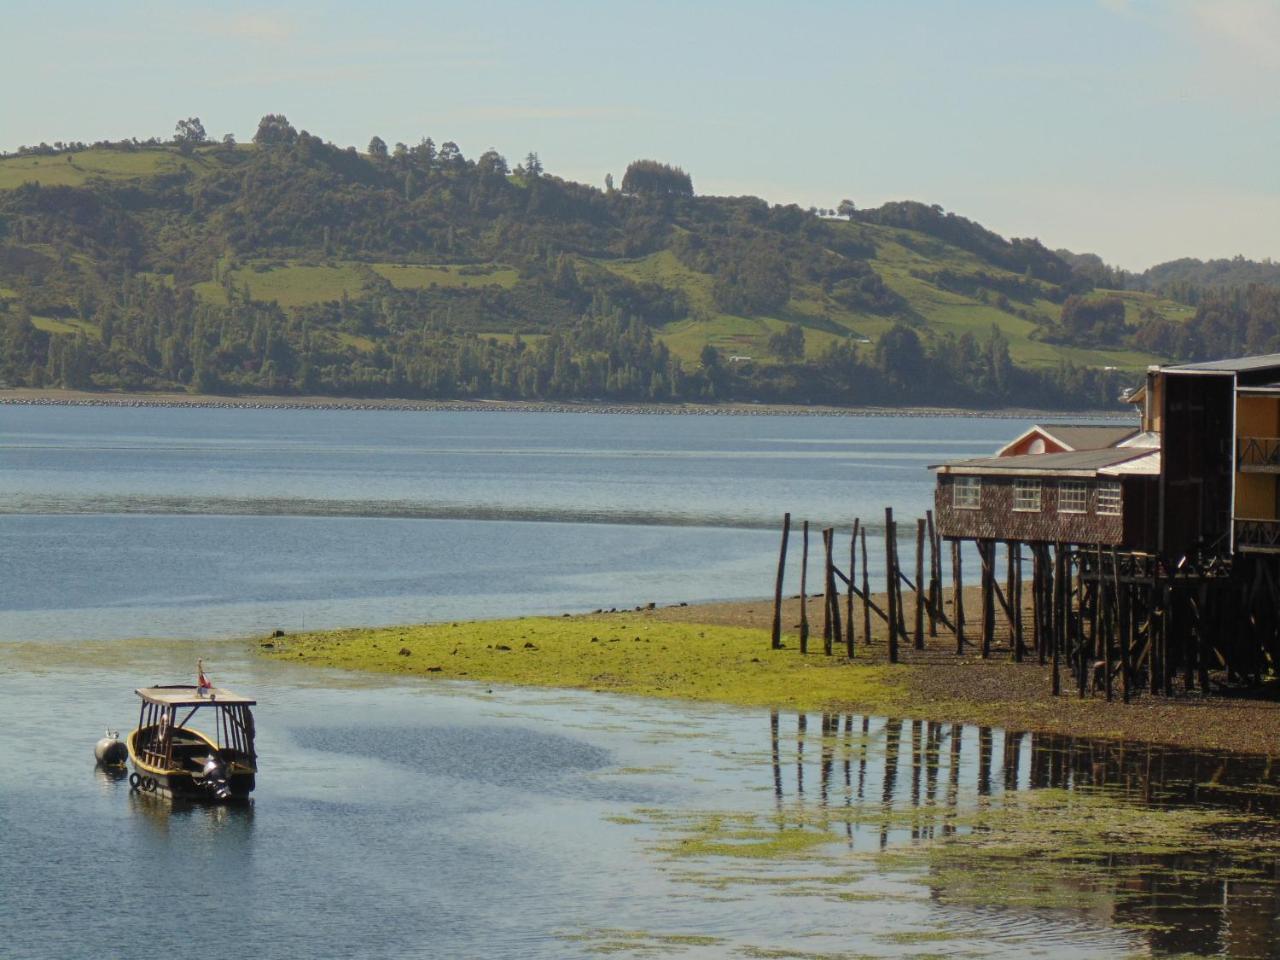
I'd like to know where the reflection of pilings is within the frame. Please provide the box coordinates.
[978,727,993,797]
[820,713,835,810]
[856,715,869,802]
[925,721,942,806]
[1003,731,1023,792]
[770,709,783,807]
[882,718,903,849]
[796,713,806,800]
[945,723,962,836]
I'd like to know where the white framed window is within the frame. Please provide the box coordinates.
[1097,481,1122,516]
[1013,479,1042,512]
[953,476,981,510]
[1059,480,1089,514]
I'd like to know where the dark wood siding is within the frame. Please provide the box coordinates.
[935,474,1125,544]
[1160,372,1234,557]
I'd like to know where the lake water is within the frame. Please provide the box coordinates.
[2,404,1276,959]
[0,405,1012,642]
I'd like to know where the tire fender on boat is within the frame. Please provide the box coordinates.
[129,772,142,791]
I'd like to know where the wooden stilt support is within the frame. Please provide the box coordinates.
[771,512,790,650]
[885,508,899,664]
[952,538,965,655]
[846,520,858,657]
[925,511,939,638]
[980,540,995,659]
[914,518,926,650]
[821,528,833,656]
[799,520,810,655]
[860,524,871,647]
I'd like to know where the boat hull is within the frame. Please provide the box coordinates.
[126,727,256,803]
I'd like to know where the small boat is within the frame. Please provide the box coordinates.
[126,678,257,802]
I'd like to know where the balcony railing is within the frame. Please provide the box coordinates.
[1237,436,1280,470]
[1235,518,1280,552]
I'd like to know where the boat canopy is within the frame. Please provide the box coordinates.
[135,685,257,706]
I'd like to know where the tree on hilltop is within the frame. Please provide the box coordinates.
[367,136,388,160]
[174,117,207,155]
[621,160,693,197]
[253,114,297,147]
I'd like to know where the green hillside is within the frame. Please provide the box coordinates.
[0,121,1259,407]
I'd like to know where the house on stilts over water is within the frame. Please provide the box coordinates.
[931,352,1280,699]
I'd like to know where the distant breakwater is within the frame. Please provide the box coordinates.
[0,391,1127,420]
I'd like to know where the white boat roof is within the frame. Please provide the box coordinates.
[136,685,256,706]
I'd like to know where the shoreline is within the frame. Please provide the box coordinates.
[261,590,1280,757]
[0,387,1129,420]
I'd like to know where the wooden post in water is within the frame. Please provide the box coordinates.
[926,511,939,639]
[822,528,835,656]
[771,513,791,650]
[952,538,965,655]
[846,520,859,657]
[1011,542,1024,662]
[860,525,871,647]
[1054,543,1065,697]
[914,518,926,650]
[885,508,899,663]
[799,521,810,655]
[980,540,995,659]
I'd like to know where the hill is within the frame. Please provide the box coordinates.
[0,118,1261,408]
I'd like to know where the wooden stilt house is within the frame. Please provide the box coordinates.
[930,352,1280,692]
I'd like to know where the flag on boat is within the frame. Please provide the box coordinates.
[197,658,212,695]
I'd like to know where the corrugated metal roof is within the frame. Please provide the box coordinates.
[1164,353,1280,373]
[1099,450,1161,476]
[933,447,1152,477]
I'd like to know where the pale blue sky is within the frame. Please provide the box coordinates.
[3,0,1277,269]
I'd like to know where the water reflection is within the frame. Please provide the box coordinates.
[767,710,1280,958]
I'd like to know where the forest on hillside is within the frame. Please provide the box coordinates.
[1,116,1277,409]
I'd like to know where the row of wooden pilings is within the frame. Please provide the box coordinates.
[768,508,954,664]
[767,510,1209,701]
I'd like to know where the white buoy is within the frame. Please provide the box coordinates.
[95,729,127,766]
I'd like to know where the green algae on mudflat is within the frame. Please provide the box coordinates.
[259,616,905,712]
[611,787,1280,920]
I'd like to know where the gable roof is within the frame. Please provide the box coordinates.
[1163,353,1280,373]
[934,447,1153,478]
[994,423,1139,457]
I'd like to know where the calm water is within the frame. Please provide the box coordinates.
[2,405,1276,959]
[0,405,1012,642]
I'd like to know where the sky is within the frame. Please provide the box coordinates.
[2,0,1277,270]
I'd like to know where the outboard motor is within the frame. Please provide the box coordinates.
[95,729,127,766]
[199,753,233,800]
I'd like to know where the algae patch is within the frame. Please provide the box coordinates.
[260,615,905,712]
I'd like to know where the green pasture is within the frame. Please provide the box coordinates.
[371,262,519,290]
[0,147,213,189]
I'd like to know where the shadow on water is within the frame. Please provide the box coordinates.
[765,710,1280,958]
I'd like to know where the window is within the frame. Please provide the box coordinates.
[1097,481,1122,516]
[1013,479,1042,512]
[1059,480,1088,514]
[953,476,981,510]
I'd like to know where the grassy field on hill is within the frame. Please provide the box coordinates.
[600,232,1185,372]
[0,147,214,189]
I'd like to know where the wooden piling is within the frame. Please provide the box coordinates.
[771,512,791,650]
[914,518,926,650]
[799,520,810,655]
[885,508,899,663]
[980,540,995,659]
[952,538,965,655]
[925,511,939,638]
[846,520,858,657]
[822,528,836,656]
[860,525,871,647]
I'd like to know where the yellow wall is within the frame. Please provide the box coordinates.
[1236,473,1278,519]
[1236,395,1280,438]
